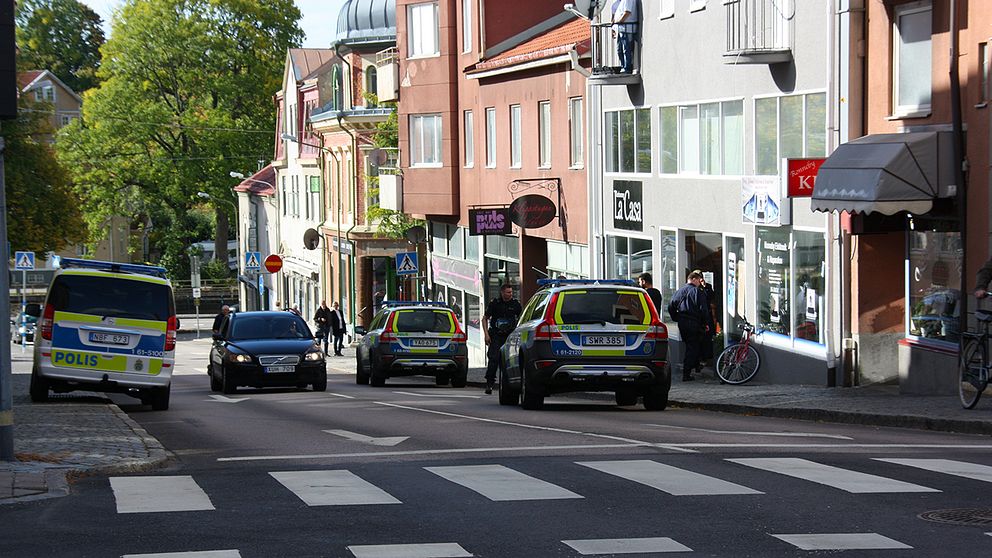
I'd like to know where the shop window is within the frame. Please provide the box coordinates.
[607,236,652,280]
[755,92,827,175]
[432,221,448,256]
[659,230,677,324]
[448,225,464,260]
[794,230,826,345]
[465,231,479,262]
[725,236,747,342]
[465,293,481,346]
[756,227,791,336]
[605,108,651,174]
[893,1,932,117]
[908,230,962,344]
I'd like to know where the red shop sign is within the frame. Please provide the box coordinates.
[787,158,826,198]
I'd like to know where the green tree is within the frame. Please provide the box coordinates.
[3,97,86,255]
[16,0,105,93]
[56,0,302,278]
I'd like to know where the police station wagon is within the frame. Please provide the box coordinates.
[498,279,670,410]
[30,259,178,410]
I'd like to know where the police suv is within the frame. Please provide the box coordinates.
[30,259,178,410]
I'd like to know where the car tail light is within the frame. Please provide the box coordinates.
[534,293,562,341]
[40,304,55,340]
[645,319,668,341]
[452,325,467,343]
[164,315,178,351]
[381,318,398,342]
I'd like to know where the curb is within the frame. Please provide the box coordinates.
[102,404,170,475]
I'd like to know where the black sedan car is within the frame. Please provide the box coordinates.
[208,311,327,394]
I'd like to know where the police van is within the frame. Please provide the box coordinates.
[30,259,178,410]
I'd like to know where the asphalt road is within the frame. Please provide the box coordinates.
[3,337,992,557]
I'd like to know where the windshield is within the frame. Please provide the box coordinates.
[393,309,455,333]
[555,290,650,325]
[47,275,175,321]
[229,315,312,340]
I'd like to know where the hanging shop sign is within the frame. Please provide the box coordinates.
[787,158,826,198]
[469,207,512,236]
[613,180,643,232]
[509,194,556,229]
[742,176,789,226]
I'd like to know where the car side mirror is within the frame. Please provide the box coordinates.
[354,326,367,336]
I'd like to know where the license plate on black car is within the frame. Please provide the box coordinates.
[410,339,437,347]
[583,335,624,346]
[89,332,130,345]
[265,365,295,373]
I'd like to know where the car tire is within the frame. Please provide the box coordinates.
[149,386,170,411]
[520,370,544,410]
[209,366,222,392]
[450,366,468,388]
[498,360,519,406]
[642,385,669,411]
[356,354,370,385]
[435,373,450,386]
[615,390,638,407]
[370,356,386,387]
[312,371,328,392]
[29,366,48,403]
[221,366,237,395]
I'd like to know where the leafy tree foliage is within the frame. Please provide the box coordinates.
[16,0,105,93]
[2,97,86,255]
[57,0,302,278]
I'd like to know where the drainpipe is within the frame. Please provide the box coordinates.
[824,0,838,385]
[950,0,968,351]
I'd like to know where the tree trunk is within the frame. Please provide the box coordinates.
[214,208,230,269]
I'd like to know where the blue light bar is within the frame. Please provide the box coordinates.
[59,258,169,279]
[381,300,451,308]
[537,279,637,287]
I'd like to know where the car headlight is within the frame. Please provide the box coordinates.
[304,350,324,362]
[227,353,252,363]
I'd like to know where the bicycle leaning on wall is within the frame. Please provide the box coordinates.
[959,292,992,409]
[715,316,762,385]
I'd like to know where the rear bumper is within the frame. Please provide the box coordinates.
[527,358,670,393]
[384,357,466,376]
[225,363,326,387]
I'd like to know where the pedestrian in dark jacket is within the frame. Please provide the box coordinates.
[668,271,714,381]
[637,272,663,316]
[329,301,347,356]
[481,283,522,394]
[314,301,332,354]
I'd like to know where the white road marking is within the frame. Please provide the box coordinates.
[578,460,761,496]
[110,476,215,513]
[771,533,912,550]
[647,424,853,440]
[122,551,241,558]
[206,395,248,403]
[324,429,409,447]
[563,537,692,555]
[347,543,472,558]
[670,443,992,450]
[328,392,355,399]
[876,458,992,483]
[218,443,648,462]
[393,391,482,399]
[425,464,582,501]
[269,470,401,506]
[729,458,940,493]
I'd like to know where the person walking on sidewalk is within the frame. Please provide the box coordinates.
[482,283,522,395]
[314,301,332,355]
[211,305,230,335]
[668,271,714,382]
[329,301,347,356]
[637,272,662,315]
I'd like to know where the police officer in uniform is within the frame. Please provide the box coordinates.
[481,283,522,394]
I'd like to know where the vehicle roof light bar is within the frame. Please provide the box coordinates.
[59,258,169,279]
[536,278,637,287]
[381,300,451,308]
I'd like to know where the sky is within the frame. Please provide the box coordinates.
[80,0,348,48]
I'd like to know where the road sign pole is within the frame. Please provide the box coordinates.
[20,269,25,353]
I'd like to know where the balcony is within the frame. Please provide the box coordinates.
[724,0,793,65]
[588,21,641,86]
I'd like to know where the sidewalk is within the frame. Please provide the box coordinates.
[5,342,992,505]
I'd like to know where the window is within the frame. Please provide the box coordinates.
[980,41,990,103]
[539,101,551,168]
[660,106,677,173]
[432,221,448,256]
[755,227,826,345]
[448,226,464,259]
[569,97,583,167]
[794,230,825,345]
[509,104,521,168]
[331,66,343,111]
[281,176,287,216]
[293,176,300,217]
[605,108,652,174]
[408,2,439,58]
[59,114,74,127]
[754,93,827,175]
[893,2,932,116]
[756,226,791,336]
[410,114,442,166]
[310,176,322,221]
[659,0,675,19]
[607,236,652,280]
[485,107,496,167]
[463,110,474,167]
[547,241,589,279]
[690,0,706,12]
[661,100,743,175]
[465,230,479,262]
[462,0,472,53]
[43,86,55,102]
[659,230,677,324]
[908,230,962,344]
[365,66,378,107]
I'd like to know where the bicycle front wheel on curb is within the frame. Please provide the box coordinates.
[959,338,988,409]
[716,343,760,385]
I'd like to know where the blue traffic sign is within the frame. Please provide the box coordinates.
[258,274,265,295]
[245,251,261,270]
[14,251,35,270]
[395,252,418,276]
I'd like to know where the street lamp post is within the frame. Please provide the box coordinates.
[197,191,241,310]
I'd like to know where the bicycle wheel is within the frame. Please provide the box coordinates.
[959,338,988,409]
[716,343,760,385]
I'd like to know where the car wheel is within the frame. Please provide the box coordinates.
[643,384,669,411]
[29,366,49,403]
[520,370,544,410]
[356,353,370,385]
[312,370,328,392]
[149,386,170,411]
[221,366,237,395]
[450,366,468,388]
[209,365,222,392]
[498,359,520,406]
[435,373,450,386]
[615,390,638,407]
[370,356,386,387]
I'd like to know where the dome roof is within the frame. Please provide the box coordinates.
[335,0,396,47]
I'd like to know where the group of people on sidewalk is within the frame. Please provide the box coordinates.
[313,301,348,356]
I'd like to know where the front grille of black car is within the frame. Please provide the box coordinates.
[258,355,301,366]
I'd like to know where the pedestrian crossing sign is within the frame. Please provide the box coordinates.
[245,251,261,270]
[14,251,35,271]
[395,252,418,276]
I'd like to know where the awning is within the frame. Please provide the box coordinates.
[812,131,955,215]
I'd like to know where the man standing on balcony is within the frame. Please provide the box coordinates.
[611,0,639,73]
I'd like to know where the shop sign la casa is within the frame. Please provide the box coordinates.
[613,180,642,231]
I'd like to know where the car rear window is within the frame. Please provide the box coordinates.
[554,290,650,325]
[230,315,312,340]
[47,275,175,321]
[392,309,454,333]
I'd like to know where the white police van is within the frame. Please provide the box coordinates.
[30,259,178,410]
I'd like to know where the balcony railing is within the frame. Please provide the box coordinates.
[724,0,793,64]
[589,21,641,85]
